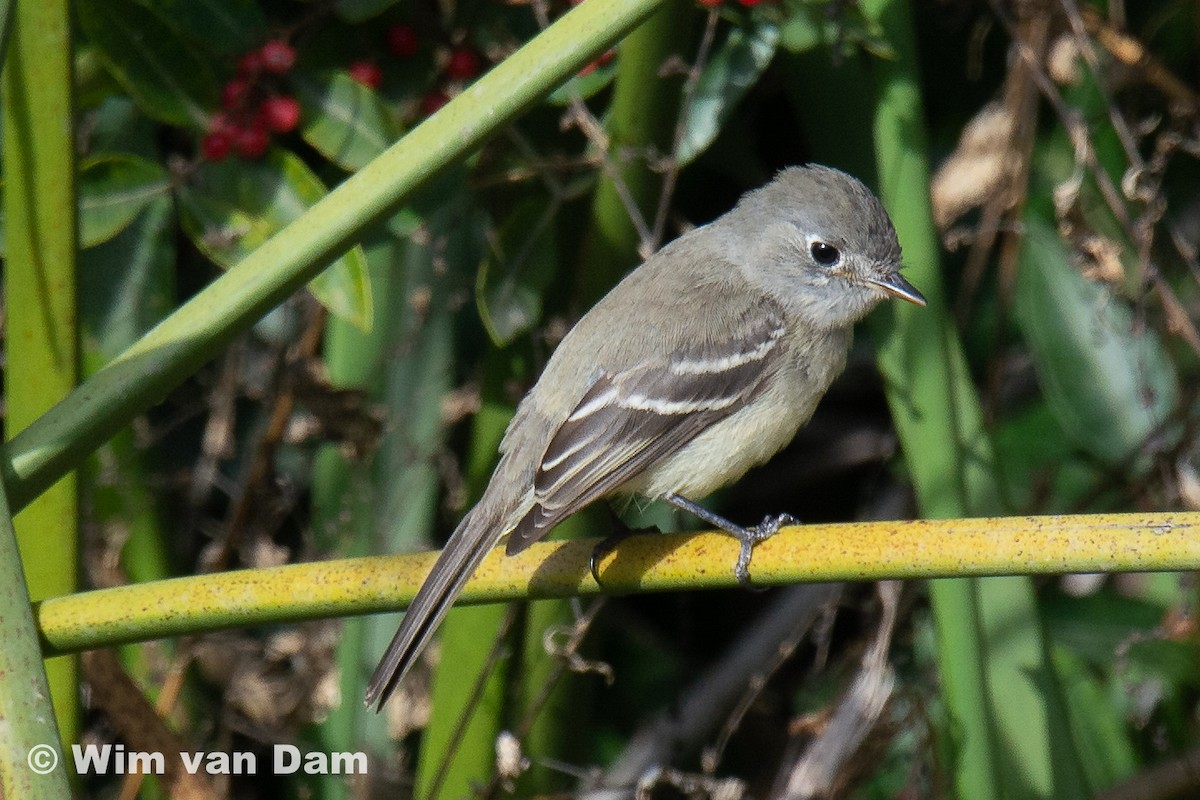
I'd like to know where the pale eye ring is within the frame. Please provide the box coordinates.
[809,240,841,267]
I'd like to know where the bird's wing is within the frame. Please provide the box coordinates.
[505,309,787,553]
[366,304,789,710]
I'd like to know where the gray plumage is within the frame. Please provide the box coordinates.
[365,164,923,710]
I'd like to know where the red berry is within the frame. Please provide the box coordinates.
[419,89,449,115]
[259,40,296,74]
[209,112,234,134]
[221,78,252,110]
[386,23,419,58]
[259,96,301,133]
[444,47,481,81]
[237,50,263,77]
[235,125,270,159]
[201,130,233,161]
[348,60,383,89]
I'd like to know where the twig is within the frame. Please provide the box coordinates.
[1077,5,1199,118]
[701,586,831,775]
[1058,0,1146,172]
[773,582,900,800]
[961,5,1047,423]
[477,598,610,798]
[186,341,242,518]
[211,299,325,570]
[987,0,1200,363]
[561,102,657,247]
[529,0,655,246]
[425,604,524,800]
[648,8,721,255]
[582,583,843,798]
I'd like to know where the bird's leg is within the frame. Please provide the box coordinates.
[665,493,798,587]
[589,506,660,585]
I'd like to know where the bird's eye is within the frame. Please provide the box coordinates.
[809,240,841,267]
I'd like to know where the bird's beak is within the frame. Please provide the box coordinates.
[867,271,926,307]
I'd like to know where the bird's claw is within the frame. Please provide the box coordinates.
[589,537,620,585]
[589,522,659,585]
[731,513,799,588]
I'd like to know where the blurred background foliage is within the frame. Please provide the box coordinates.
[6,0,1200,797]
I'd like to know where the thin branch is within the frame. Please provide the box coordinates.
[648,8,721,254]
[529,0,656,246]
[774,582,900,800]
[1057,0,1146,172]
[586,583,842,796]
[424,605,523,800]
[987,0,1200,361]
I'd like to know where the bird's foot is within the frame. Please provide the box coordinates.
[663,493,800,589]
[728,512,799,588]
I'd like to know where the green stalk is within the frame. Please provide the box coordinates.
[788,1,1084,795]
[0,478,71,798]
[861,1,1086,796]
[513,509,600,797]
[416,603,509,800]
[2,0,79,746]
[0,0,667,515]
[314,178,477,799]
[0,0,12,71]
[782,37,1005,800]
[857,13,1005,794]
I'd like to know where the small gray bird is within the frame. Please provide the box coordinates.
[366,165,924,710]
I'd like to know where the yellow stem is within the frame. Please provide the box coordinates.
[37,512,1200,656]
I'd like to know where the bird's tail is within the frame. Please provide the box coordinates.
[365,507,499,711]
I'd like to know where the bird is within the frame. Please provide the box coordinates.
[365,164,925,710]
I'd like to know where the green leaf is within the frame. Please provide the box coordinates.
[778,2,894,59]
[79,154,171,249]
[476,200,557,346]
[677,21,778,165]
[76,0,217,127]
[81,195,175,368]
[1052,648,1139,793]
[1014,215,1179,467]
[177,149,373,331]
[83,97,160,159]
[146,0,268,56]
[778,6,825,53]
[294,71,400,172]
[335,0,399,23]
[993,404,1105,512]
[75,46,127,111]
[0,153,170,255]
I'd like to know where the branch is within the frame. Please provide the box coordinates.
[35,512,1200,655]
